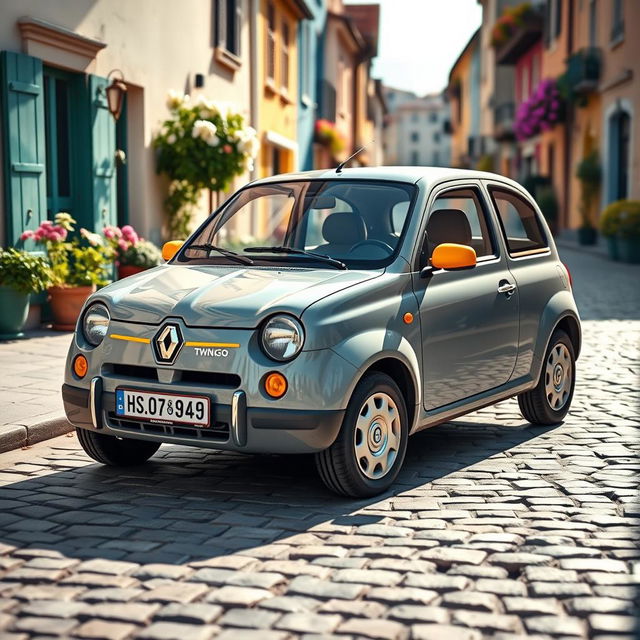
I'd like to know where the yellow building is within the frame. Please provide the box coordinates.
[258,0,311,178]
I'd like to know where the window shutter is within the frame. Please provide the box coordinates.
[88,75,116,232]
[0,51,47,246]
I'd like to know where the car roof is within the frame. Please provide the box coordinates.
[249,166,527,191]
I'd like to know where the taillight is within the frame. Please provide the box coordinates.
[562,262,573,289]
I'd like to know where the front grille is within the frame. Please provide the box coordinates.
[108,413,229,441]
[102,364,241,388]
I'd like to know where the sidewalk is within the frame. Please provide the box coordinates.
[554,228,609,259]
[0,330,73,453]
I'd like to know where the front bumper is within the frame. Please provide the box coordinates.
[63,382,345,454]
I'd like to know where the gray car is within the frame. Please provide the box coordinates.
[62,167,580,497]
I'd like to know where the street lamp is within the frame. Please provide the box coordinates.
[105,69,127,121]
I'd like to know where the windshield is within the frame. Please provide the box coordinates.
[178,179,417,269]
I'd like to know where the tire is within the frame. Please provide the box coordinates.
[518,329,576,425]
[76,428,161,466]
[315,372,408,497]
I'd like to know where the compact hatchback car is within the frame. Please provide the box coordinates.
[63,168,580,497]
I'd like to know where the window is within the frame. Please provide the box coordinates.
[544,0,562,46]
[410,131,419,143]
[433,151,440,166]
[490,187,548,256]
[410,150,419,165]
[215,0,241,57]
[411,112,418,123]
[281,21,290,92]
[589,0,597,47]
[429,112,437,123]
[300,22,312,99]
[611,0,624,42]
[429,188,495,258]
[433,132,440,143]
[266,3,276,84]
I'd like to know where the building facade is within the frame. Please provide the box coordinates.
[383,93,451,167]
[0,0,254,247]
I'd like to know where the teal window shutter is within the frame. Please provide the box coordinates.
[0,51,47,246]
[89,74,116,232]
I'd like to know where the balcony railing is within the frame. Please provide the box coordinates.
[494,11,544,65]
[494,102,515,141]
[565,48,601,95]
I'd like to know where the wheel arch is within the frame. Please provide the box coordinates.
[554,314,581,359]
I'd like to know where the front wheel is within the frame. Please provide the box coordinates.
[76,428,161,466]
[518,329,576,425]
[315,372,408,497]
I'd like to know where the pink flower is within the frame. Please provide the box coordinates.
[118,239,128,251]
[104,227,116,239]
[20,230,35,241]
[223,144,233,153]
[48,231,62,242]
[121,225,139,245]
[41,220,53,228]
[34,229,45,240]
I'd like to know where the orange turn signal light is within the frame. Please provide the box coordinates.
[73,354,88,379]
[403,312,414,324]
[264,372,287,398]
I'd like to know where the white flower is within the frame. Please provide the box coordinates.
[206,134,220,147]
[166,90,186,111]
[80,228,103,247]
[167,133,177,144]
[192,119,218,142]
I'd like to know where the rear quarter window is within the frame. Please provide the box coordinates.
[489,187,548,257]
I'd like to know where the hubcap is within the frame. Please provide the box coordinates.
[544,343,572,410]
[354,392,400,480]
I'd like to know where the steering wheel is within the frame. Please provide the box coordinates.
[348,239,394,256]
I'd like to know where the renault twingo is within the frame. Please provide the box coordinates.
[63,168,580,497]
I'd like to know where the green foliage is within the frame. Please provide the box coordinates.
[616,202,640,238]
[537,186,559,224]
[0,248,52,294]
[476,154,495,172]
[153,92,259,239]
[119,239,162,268]
[576,150,602,229]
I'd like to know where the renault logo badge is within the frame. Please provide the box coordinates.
[153,323,184,365]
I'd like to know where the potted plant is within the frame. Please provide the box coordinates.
[576,150,601,245]
[21,213,113,330]
[536,185,559,236]
[103,225,162,278]
[314,119,347,160]
[0,248,52,339]
[599,200,624,260]
[617,202,640,264]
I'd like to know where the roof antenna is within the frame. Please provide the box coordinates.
[336,140,374,174]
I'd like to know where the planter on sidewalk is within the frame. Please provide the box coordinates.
[0,286,30,339]
[603,235,620,261]
[577,226,597,246]
[617,235,640,264]
[49,285,96,331]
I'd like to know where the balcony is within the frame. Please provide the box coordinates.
[494,102,515,141]
[494,12,543,65]
[565,48,601,95]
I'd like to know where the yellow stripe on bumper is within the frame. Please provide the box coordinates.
[185,341,240,348]
[109,334,151,344]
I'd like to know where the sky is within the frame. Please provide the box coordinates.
[347,0,483,96]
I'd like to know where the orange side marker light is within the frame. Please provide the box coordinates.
[265,372,288,398]
[73,354,88,378]
[403,312,414,324]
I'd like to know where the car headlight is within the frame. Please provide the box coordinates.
[261,315,305,362]
[82,303,110,347]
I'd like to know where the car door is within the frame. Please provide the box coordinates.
[412,181,520,411]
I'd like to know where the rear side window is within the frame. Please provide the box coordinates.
[489,187,548,256]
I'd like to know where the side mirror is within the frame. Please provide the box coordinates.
[431,243,477,270]
[162,240,184,261]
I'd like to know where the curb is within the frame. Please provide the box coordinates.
[0,416,73,454]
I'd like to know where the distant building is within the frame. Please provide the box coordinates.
[383,93,451,166]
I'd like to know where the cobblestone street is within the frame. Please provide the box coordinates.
[0,247,638,640]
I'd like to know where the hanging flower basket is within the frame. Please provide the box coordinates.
[314,119,347,158]
[514,78,564,141]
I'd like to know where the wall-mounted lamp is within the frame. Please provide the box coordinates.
[105,69,127,121]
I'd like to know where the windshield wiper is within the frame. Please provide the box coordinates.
[244,246,347,270]
[186,243,254,265]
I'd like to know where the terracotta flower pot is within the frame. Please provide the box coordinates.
[49,285,96,331]
[118,264,148,279]
[0,286,30,340]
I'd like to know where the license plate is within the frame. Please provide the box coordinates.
[115,388,210,427]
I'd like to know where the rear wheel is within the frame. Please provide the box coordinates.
[76,428,160,466]
[518,329,575,425]
[315,372,408,497]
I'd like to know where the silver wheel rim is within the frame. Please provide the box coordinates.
[544,343,572,410]
[353,392,400,480]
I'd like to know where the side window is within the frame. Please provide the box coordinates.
[489,188,548,256]
[427,188,495,258]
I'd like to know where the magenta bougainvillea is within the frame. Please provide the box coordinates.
[515,78,563,141]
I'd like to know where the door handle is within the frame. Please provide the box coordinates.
[497,281,516,295]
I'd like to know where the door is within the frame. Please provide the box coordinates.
[413,183,519,411]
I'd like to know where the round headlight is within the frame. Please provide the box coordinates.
[261,315,305,362]
[83,303,110,347]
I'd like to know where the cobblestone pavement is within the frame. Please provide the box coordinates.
[0,248,638,640]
